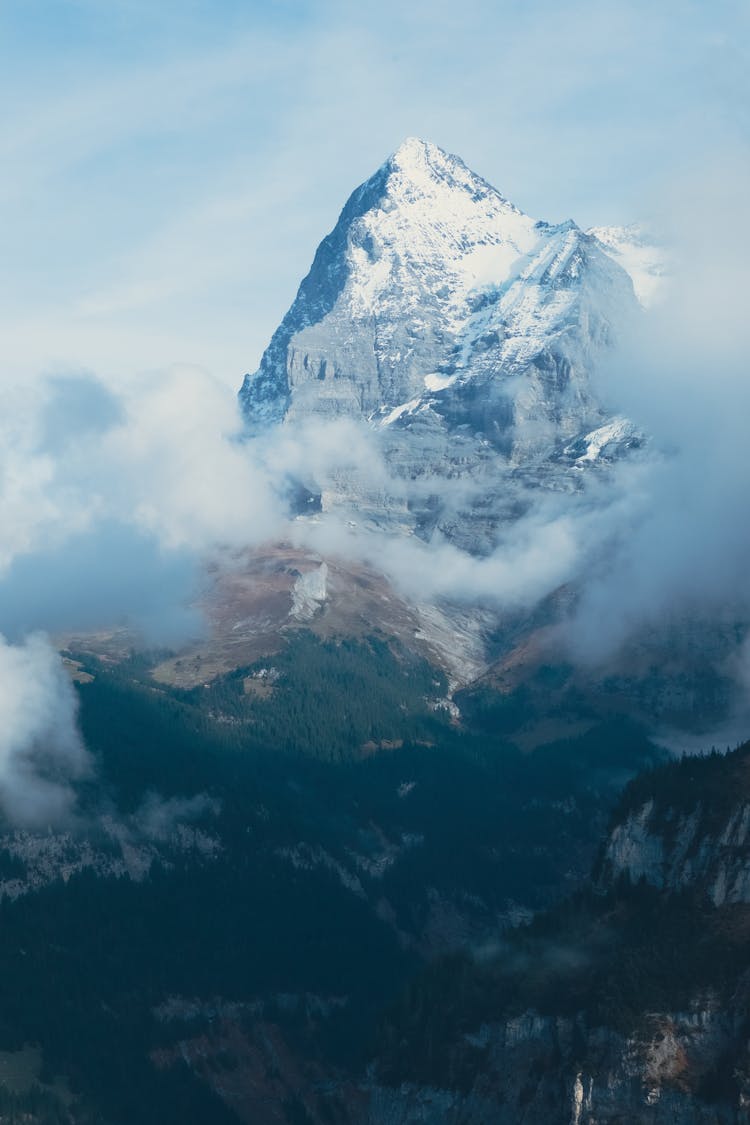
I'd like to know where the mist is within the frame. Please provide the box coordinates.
[0,633,91,826]
[0,368,287,823]
[568,153,750,666]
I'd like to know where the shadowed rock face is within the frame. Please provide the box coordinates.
[348,743,750,1125]
[239,138,645,551]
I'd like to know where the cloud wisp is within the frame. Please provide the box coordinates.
[0,633,91,826]
[568,153,750,665]
[0,367,287,824]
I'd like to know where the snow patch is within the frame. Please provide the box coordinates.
[379,398,422,427]
[566,416,643,463]
[423,372,457,392]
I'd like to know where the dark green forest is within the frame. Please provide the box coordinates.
[376,740,750,1103]
[0,634,665,1121]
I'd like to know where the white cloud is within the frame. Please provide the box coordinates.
[0,368,285,643]
[0,633,90,826]
[562,151,750,666]
[1,368,280,563]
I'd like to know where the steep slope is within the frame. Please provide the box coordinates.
[600,744,750,904]
[0,640,663,1124]
[239,139,644,551]
[367,741,750,1124]
[240,138,637,442]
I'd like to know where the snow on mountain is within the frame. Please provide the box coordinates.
[587,223,666,308]
[240,139,647,553]
[563,416,643,465]
[240,139,638,434]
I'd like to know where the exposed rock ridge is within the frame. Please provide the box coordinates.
[363,1004,748,1124]
[601,790,750,907]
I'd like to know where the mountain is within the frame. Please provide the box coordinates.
[239,137,639,437]
[239,139,646,551]
[2,141,745,1125]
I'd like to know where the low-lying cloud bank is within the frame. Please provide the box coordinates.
[2,366,281,570]
[0,366,287,825]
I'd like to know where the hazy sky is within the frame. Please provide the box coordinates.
[1,0,747,388]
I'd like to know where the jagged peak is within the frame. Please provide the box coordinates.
[379,137,522,216]
[388,136,449,173]
[239,138,640,433]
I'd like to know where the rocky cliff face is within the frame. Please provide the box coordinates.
[240,139,646,551]
[602,797,750,906]
[363,1004,750,1124]
[355,742,750,1124]
[600,752,750,907]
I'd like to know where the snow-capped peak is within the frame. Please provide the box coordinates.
[339,139,542,325]
[385,137,518,213]
[389,136,444,173]
[240,140,642,464]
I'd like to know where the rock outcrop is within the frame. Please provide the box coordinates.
[356,742,750,1124]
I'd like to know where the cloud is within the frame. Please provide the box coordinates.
[567,151,750,663]
[0,362,601,651]
[291,495,590,611]
[102,366,281,551]
[37,373,124,455]
[0,633,90,826]
[0,367,284,642]
[133,792,220,842]
[0,366,290,824]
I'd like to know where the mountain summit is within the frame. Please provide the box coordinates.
[240,140,646,549]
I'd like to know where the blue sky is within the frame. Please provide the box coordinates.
[0,0,747,387]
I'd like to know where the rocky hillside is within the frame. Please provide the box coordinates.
[364,741,750,1124]
[600,744,750,905]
